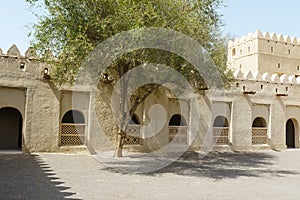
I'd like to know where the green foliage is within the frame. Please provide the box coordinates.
[27,0,231,87]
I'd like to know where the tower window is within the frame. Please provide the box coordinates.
[20,62,25,70]
[271,46,274,53]
[278,63,281,68]
[248,47,250,53]
[232,48,236,57]
[240,49,243,55]
[297,66,299,71]
[288,49,291,55]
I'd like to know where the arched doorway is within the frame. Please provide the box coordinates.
[0,107,23,149]
[286,119,295,148]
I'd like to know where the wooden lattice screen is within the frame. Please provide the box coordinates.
[60,123,85,146]
[124,125,142,145]
[252,128,268,145]
[212,127,229,145]
[169,126,188,144]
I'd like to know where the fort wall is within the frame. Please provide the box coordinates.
[1,35,300,153]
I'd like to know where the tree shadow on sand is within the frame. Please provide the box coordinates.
[104,151,298,180]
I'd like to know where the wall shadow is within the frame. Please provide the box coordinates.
[105,151,298,180]
[0,153,81,200]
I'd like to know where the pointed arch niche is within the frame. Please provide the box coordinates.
[212,115,229,145]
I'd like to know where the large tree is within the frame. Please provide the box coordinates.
[27,0,232,157]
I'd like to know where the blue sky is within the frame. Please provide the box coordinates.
[222,0,300,38]
[1,0,300,54]
[0,1,38,54]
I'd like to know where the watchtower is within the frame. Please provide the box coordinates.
[228,30,300,76]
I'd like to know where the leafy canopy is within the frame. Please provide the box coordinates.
[27,0,231,87]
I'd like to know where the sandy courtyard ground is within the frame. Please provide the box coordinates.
[1,150,300,200]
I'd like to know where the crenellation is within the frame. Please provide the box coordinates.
[271,73,279,83]
[231,68,300,88]
[7,44,21,57]
[229,30,300,48]
[263,31,270,39]
[25,47,37,59]
[247,32,253,40]
[262,72,270,81]
[252,71,258,79]
[0,45,39,60]
[244,71,253,79]
[291,37,297,44]
[234,70,243,79]
[277,34,284,42]
[288,75,296,83]
[280,74,288,83]
[254,29,263,38]
[228,40,234,47]
[284,35,291,43]
[253,71,261,80]
[241,35,247,42]
[296,76,300,84]
[234,37,240,44]
[277,33,285,42]
[270,32,277,40]
[44,50,54,60]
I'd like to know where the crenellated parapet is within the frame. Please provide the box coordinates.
[0,44,37,59]
[233,69,300,84]
[228,30,300,47]
[230,68,300,97]
[0,44,51,81]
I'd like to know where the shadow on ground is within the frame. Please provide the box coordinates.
[105,151,298,179]
[0,153,80,200]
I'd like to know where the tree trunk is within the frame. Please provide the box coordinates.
[114,128,125,157]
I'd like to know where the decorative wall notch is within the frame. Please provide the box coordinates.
[243,86,256,94]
